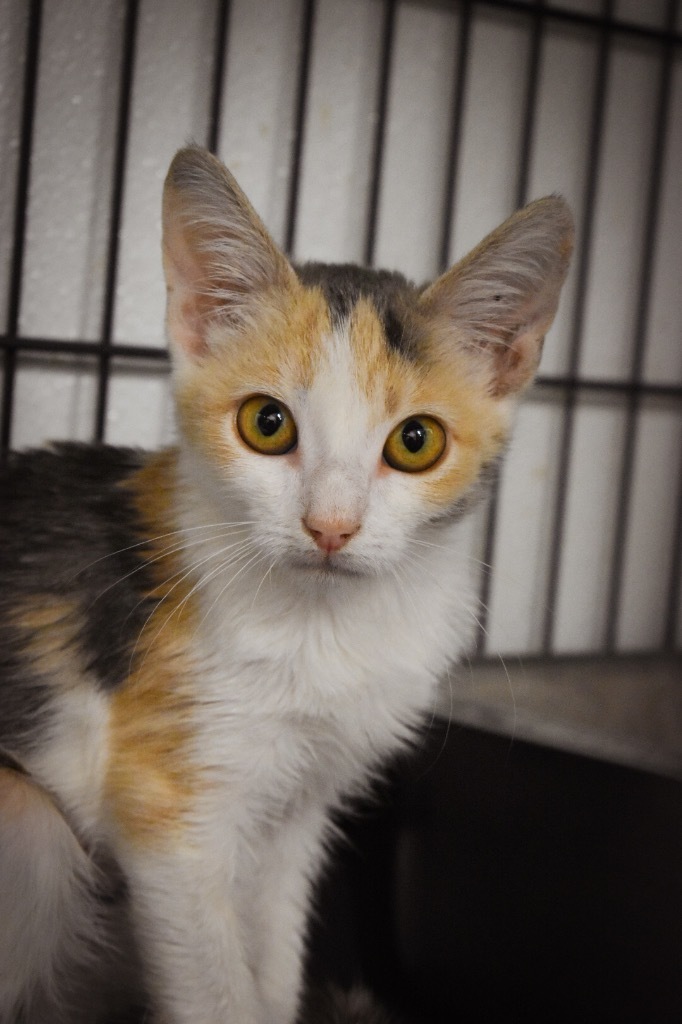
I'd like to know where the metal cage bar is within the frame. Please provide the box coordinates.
[439,0,472,275]
[284,0,316,257]
[93,0,140,443]
[0,0,680,657]
[604,0,679,652]
[1,0,42,460]
[541,0,616,653]
[207,0,232,156]
[476,0,546,654]
[364,0,398,268]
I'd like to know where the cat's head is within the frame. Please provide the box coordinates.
[161,147,572,579]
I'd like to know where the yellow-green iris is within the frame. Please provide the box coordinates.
[236,395,297,455]
[383,416,446,473]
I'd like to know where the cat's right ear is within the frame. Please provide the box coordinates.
[162,146,296,364]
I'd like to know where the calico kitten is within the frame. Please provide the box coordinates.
[0,146,573,1024]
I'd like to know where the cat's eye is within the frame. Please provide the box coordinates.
[383,416,446,473]
[236,395,297,455]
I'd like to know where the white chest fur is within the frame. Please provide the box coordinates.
[190,523,475,818]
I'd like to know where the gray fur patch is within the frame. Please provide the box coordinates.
[0,445,160,754]
[296,262,421,360]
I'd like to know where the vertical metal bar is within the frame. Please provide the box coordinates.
[476,0,545,656]
[541,0,615,653]
[604,0,678,652]
[664,441,682,651]
[207,0,231,155]
[0,0,42,460]
[284,0,316,257]
[438,0,472,274]
[93,0,139,443]
[515,0,545,208]
[363,0,397,268]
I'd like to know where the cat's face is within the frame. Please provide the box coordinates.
[173,281,509,578]
[162,148,573,580]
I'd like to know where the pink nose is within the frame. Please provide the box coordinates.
[302,517,360,554]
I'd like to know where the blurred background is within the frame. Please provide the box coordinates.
[1,1,680,1020]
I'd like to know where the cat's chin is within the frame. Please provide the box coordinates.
[288,551,372,581]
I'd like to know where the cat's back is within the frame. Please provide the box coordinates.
[0,443,147,575]
[0,444,164,758]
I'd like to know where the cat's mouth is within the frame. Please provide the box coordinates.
[290,549,367,579]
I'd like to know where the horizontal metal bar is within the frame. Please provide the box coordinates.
[0,336,169,362]
[2,337,681,401]
[533,375,682,402]
[473,0,682,47]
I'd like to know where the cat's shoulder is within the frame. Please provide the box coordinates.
[0,443,169,692]
[0,442,159,594]
[0,442,148,498]
[0,442,155,531]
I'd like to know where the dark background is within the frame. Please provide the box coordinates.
[307,722,682,1023]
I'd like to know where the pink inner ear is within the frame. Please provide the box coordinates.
[491,325,544,397]
[176,293,210,359]
[164,269,210,362]
[162,218,214,361]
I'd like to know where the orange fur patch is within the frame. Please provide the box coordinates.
[346,299,403,419]
[105,452,201,848]
[175,283,331,465]
[346,298,509,508]
[10,597,85,683]
[408,355,508,508]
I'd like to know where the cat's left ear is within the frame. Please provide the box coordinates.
[420,197,574,397]
[162,146,297,364]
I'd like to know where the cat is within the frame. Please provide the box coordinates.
[0,145,573,1024]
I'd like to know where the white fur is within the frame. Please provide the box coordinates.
[0,316,476,1019]
[108,325,478,1023]
[30,680,110,839]
[0,768,138,1024]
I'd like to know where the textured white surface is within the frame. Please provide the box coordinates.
[579,41,660,382]
[617,405,682,650]
[1,0,680,656]
[20,0,124,343]
[487,398,565,656]
[372,0,461,280]
[293,0,384,263]
[553,399,628,653]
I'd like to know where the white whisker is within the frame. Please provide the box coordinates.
[89,526,254,609]
[197,547,270,631]
[69,520,258,580]
[130,536,256,672]
[400,547,486,638]
[250,557,278,610]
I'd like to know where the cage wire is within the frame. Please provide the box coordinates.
[0,0,680,661]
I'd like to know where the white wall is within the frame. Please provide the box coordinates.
[1,0,680,655]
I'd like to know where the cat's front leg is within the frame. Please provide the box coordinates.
[251,802,330,1024]
[118,843,262,1024]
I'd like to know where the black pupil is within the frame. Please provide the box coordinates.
[402,420,426,453]
[257,403,284,437]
